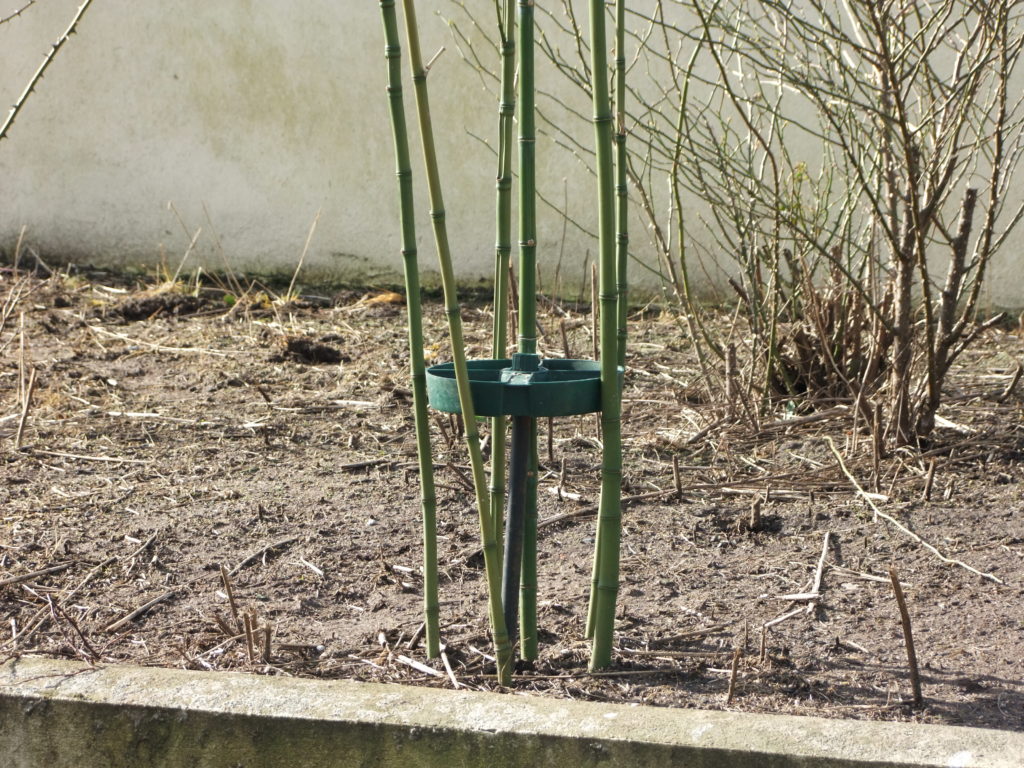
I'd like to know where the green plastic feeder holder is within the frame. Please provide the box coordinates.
[425,358,620,417]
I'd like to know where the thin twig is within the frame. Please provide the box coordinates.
[396,654,445,678]
[0,0,99,141]
[889,568,923,707]
[219,564,242,631]
[0,562,73,589]
[243,614,256,662]
[126,532,159,561]
[440,649,460,688]
[824,437,1004,584]
[726,647,742,704]
[103,590,177,633]
[14,367,37,449]
[262,623,273,664]
[3,557,114,650]
[538,489,673,529]
[406,621,427,651]
[24,449,151,465]
[229,536,299,576]
[997,363,1022,403]
[0,0,41,27]
[87,325,232,357]
[922,458,936,501]
[286,209,322,300]
[806,531,831,614]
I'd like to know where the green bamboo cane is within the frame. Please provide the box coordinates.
[517,0,537,354]
[585,0,629,643]
[378,0,440,660]
[517,0,541,657]
[489,0,516,559]
[586,0,624,673]
[520,418,539,660]
[614,0,628,371]
[399,0,513,684]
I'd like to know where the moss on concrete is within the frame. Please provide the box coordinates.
[2,658,1020,768]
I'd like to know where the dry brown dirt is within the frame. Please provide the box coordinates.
[2,268,1022,732]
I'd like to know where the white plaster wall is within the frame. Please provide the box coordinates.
[0,0,608,291]
[0,1,1021,306]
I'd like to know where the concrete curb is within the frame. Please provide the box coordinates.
[1,657,1020,767]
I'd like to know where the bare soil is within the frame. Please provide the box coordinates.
[2,269,1023,732]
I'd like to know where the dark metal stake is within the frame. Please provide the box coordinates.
[502,414,532,645]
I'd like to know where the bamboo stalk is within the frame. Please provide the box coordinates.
[502,415,530,645]
[514,0,543,665]
[614,0,629,370]
[517,0,537,357]
[379,0,441,659]
[400,0,512,684]
[587,0,625,672]
[489,0,516,560]
[520,419,539,660]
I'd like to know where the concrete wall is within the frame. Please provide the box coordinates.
[3,658,1022,768]
[0,1,1021,305]
[0,0,602,291]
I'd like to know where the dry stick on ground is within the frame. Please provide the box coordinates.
[806,531,831,615]
[48,597,100,661]
[17,312,26,404]
[888,568,923,707]
[212,612,236,639]
[440,649,460,689]
[103,590,177,633]
[621,648,735,659]
[656,624,730,644]
[406,621,427,651]
[0,562,73,589]
[5,558,115,649]
[26,449,151,465]
[242,614,256,662]
[748,494,763,532]
[228,536,299,576]
[339,458,391,472]
[219,564,242,631]
[922,458,937,501]
[396,654,445,679]
[87,325,232,357]
[121,533,159,563]
[537,489,674,530]
[763,602,809,630]
[997,362,1023,403]
[726,647,743,705]
[262,623,273,664]
[824,437,1004,585]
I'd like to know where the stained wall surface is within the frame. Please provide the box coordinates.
[0,1,1020,305]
